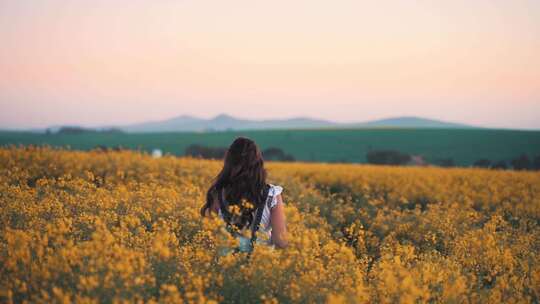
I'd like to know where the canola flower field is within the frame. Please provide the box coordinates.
[1,146,539,303]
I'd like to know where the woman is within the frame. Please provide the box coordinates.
[200,137,288,253]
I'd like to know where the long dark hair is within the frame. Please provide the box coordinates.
[200,137,268,230]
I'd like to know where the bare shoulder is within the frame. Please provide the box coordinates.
[275,193,284,204]
[271,194,286,213]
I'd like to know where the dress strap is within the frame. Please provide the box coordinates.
[249,184,273,250]
[218,184,274,255]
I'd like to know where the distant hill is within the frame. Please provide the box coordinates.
[13,114,476,134]
[120,114,475,133]
[349,116,474,129]
[122,114,339,133]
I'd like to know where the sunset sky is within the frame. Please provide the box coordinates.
[1,0,539,129]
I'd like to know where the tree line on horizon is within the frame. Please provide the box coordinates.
[47,126,124,135]
[184,144,295,162]
[366,150,540,171]
[183,144,540,171]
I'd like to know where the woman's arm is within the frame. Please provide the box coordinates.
[270,194,288,248]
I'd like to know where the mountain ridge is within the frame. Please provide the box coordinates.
[119,114,475,133]
[10,114,478,133]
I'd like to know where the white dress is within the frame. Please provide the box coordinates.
[217,184,283,253]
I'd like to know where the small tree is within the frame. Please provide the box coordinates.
[435,158,455,168]
[185,144,227,160]
[473,159,492,168]
[492,160,508,170]
[511,154,531,171]
[366,150,411,166]
[533,155,540,171]
[262,147,295,162]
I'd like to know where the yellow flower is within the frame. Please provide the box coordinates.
[0,146,538,303]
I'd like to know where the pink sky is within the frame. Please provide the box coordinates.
[1,0,539,129]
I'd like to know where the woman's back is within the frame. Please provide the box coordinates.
[214,184,286,250]
[201,137,288,253]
